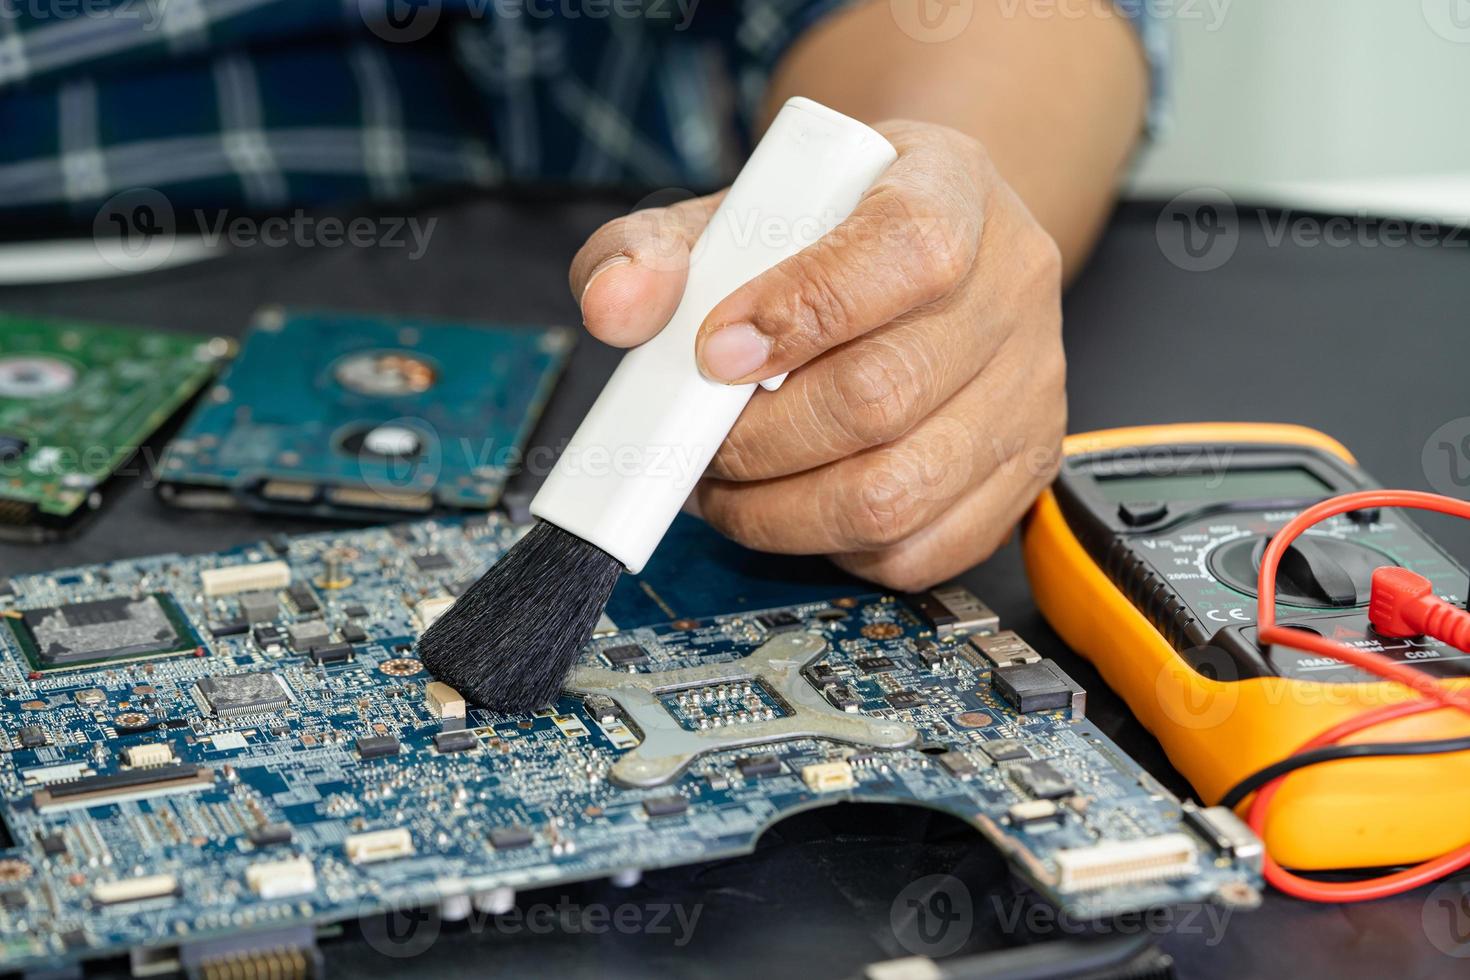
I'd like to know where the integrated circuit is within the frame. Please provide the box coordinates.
[195,674,291,718]
[8,594,194,670]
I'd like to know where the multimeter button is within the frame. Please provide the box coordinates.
[1117,501,1168,526]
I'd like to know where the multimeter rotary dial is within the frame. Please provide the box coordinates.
[1207,534,1396,608]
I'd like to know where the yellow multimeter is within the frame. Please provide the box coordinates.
[1021,423,1470,870]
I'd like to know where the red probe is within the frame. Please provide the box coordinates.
[1250,490,1470,901]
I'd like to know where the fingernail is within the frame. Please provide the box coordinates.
[699,322,771,383]
[580,254,632,305]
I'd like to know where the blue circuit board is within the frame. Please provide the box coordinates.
[157,308,571,519]
[0,516,1262,975]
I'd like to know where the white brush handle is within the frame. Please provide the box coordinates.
[531,97,897,573]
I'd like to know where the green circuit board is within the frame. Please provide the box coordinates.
[0,315,232,541]
[0,515,1263,976]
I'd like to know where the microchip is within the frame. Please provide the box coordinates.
[886,690,927,709]
[253,625,284,649]
[344,604,368,619]
[307,643,353,665]
[17,724,46,748]
[854,656,897,674]
[287,585,319,614]
[434,730,477,754]
[914,639,950,669]
[736,755,782,778]
[0,890,25,910]
[603,644,649,668]
[248,824,293,848]
[411,553,453,572]
[237,591,280,624]
[209,619,249,638]
[355,735,399,760]
[489,826,534,850]
[805,664,839,689]
[826,685,860,712]
[196,673,291,718]
[755,610,801,632]
[1008,760,1074,800]
[38,831,67,856]
[340,623,368,644]
[979,739,1031,763]
[936,751,977,777]
[642,796,689,818]
[10,594,192,670]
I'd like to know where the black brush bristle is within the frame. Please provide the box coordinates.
[417,520,623,711]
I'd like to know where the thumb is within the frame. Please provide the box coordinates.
[571,191,722,348]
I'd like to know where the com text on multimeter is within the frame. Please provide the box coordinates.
[1021,423,1470,870]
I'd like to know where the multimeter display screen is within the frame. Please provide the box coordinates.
[1096,467,1330,504]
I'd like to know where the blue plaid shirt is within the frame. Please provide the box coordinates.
[0,0,1163,224]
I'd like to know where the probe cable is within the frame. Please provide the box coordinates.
[1244,489,1470,901]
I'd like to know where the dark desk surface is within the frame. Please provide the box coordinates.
[2,197,1467,979]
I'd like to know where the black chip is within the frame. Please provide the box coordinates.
[642,796,689,818]
[355,735,399,759]
[489,826,534,850]
[13,594,189,668]
[736,755,782,778]
[914,640,949,668]
[308,642,354,665]
[38,831,66,855]
[209,619,249,637]
[248,824,293,848]
[164,718,191,729]
[61,929,88,948]
[886,690,927,709]
[253,625,284,648]
[17,724,46,748]
[0,890,25,909]
[287,585,319,614]
[805,664,839,689]
[755,610,801,632]
[603,644,649,668]
[826,685,859,712]
[340,624,368,644]
[1009,760,1074,800]
[434,730,477,754]
[267,533,292,555]
[344,604,368,619]
[854,656,897,674]
[992,661,1078,714]
[936,751,977,777]
[411,553,453,572]
[446,578,476,597]
[979,739,1031,762]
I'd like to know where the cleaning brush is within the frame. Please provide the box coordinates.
[418,97,898,711]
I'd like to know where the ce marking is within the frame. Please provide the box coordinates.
[1206,609,1251,623]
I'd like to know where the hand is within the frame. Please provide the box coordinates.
[570,120,1065,590]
